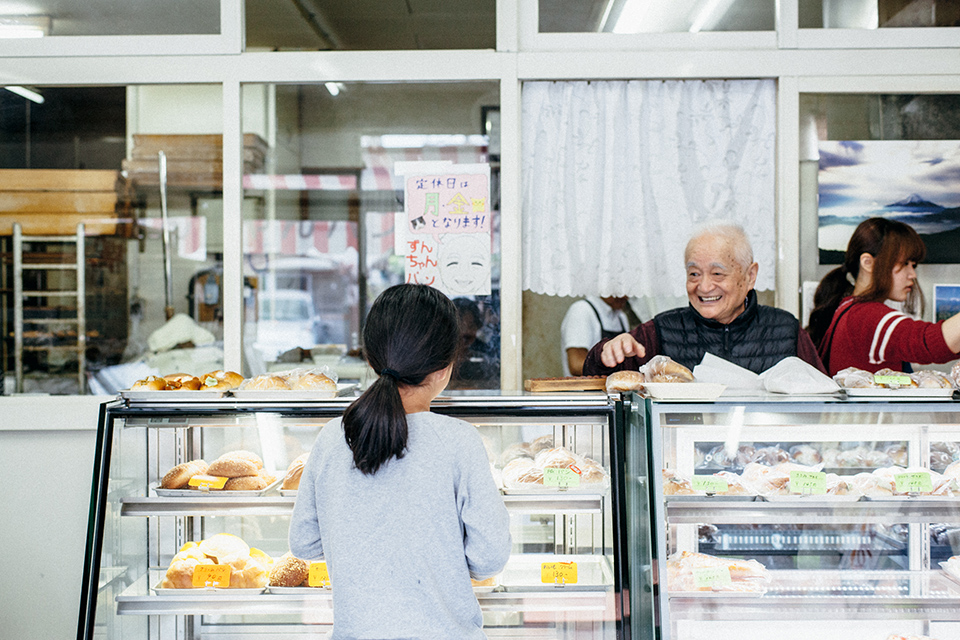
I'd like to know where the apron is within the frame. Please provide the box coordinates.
[585,300,627,340]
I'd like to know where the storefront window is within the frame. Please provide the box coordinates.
[241,82,501,389]
[799,0,960,29]
[798,93,960,324]
[539,0,774,33]
[245,0,495,51]
[0,1,220,36]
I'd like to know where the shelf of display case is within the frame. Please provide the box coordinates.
[665,497,960,525]
[120,493,605,517]
[668,570,960,621]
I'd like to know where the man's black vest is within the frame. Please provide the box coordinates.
[654,290,799,374]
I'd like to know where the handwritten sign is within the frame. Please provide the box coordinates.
[691,475,729,494]
[692,566,732,590]
[874,374,913,387]
[192,564,231,588]
[188,475,228,490]
[789,470,827,495]
[894,471,933,494]
[541,561,578,585]
[308,562,331,587]
[544,467,581,488]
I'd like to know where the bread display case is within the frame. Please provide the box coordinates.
[623,393,960,640]
[77,392,641,639]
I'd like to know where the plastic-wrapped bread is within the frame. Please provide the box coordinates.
[911,369,954,389]
[662,469,695,495]
[832,367,878,389]
[666,550,769,593]
[282,453,309,490]
[740,462,790,496]
[751,446,790,466]
[529,434,555,454]
[874,368,918,388]
[639,355,695,383]
[605,370,645,393]
[534,446,579,470]
[498,442,533,468]
[501,458,544,487]
[711,471,753,496]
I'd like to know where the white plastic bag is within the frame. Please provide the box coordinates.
[760,357,839,395]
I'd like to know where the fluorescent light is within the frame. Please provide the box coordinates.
[4,85,43,104]
[689,0,735,33]
[0,16,50,39]
[324,82,341,97]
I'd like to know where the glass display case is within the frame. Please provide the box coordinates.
[624,393,960,640]
[77,392,642,640]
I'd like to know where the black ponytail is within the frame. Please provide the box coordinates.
[342,284,459,475]
[806,267,852,347]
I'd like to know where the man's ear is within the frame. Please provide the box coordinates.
[859,252,874,275]
[746,262,759,289]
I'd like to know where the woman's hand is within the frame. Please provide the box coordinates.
[600,333,646,367]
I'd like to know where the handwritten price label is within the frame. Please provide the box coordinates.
[541,562,578,585]
[691,475,729,494]
[543,467,581,488]
[692,566,732,590]
[192,564,231,587]
[188,474,228,489]
[894,471,932,494]
[874,374,912,387]
[308,562,330,587]
[789,470,827,495]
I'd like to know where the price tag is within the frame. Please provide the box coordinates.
[894,471,933,494]
[874,374,912,387]
[192,564,231,588]
[691,475,729,494]
[308,562,330,587]
[541,561,578,585]
[692,566,732,590]
[789,470,827,495]
[543,467,581,488]
[188,474,228,490]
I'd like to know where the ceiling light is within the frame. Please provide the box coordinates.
[0,16,50,39]
[4,86,44,104]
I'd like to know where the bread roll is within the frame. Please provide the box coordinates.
[269,553,310,587]
[200,370,245,390]
[471,576,497,587]
[605,370,645,393]
[282,453,309,490]
[223,474,270,491]
[160,459,209,489]
[131,375,167,391]
[245,375,291,391]
[163,373,201,391]
[208,450,262,477]
[291,372,337,391]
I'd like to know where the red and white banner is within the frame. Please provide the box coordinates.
[243,174,358,191]
[243,220,358,258]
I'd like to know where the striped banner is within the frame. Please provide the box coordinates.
[243,174,358,191]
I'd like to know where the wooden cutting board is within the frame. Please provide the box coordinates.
[524,376,607,392]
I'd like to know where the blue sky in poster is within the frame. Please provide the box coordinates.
[818,140,960,252]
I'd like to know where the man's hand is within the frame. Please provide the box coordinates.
[600,333,646,367]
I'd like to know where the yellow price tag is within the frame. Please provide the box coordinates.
[188,475,228,489]
[541,561,578,585]
[192,564,231,588]
[309,561,330,587]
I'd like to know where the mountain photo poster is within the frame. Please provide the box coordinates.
[817,140,960,263]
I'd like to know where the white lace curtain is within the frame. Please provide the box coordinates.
[521,79,777,298]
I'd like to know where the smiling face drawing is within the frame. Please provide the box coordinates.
[438,234,491,296]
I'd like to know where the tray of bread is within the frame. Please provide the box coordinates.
[264,553,332,592]
[154,451,281,496]
[524,376,607,392]
[230,368,350,400]
[154,534,270,593]
[121,370,244,402]
[835,366,957,397]
[500,446,610,494]
[666,550,770,596]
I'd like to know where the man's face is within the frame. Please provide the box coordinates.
[685,235,758,325]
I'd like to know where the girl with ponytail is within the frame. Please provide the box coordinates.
[808,217,960,375]
[289,284,510,639]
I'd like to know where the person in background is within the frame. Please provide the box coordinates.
[449,297,500,389]
[583,221,824,375]
[289,284,510,639]
[561,296,630,376]
[807,217,960,376]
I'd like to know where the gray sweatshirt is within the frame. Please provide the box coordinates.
[289,411,512,640]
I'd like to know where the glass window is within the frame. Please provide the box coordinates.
[0,1,219,37]
[245,0,496,51]
[800,0,960,29]
[539,0,775,33]
[798,93,960,324]
[241,82,501,389]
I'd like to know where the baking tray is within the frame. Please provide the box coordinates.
[231,383,357,401]
[153,584,265,595]
[640,383,726,401]
[844,387,955,397]
[279,489,299,497]
[151,477,281,497]
[500,479,609,495]
[121,389,228,402]
[666,494,757,501]
[499,555,612,592]
[266,585,329,594]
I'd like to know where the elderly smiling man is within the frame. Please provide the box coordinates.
[583,222,825,376]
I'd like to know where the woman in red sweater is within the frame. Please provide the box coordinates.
[807,217,960,376]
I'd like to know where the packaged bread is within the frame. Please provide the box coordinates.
[243,375,291,391]
[911,369,955,389]
[710,471,753,496]
[289,371,337,391]
[789,444,822,467]
[740,462,790,496]
[605,370,645,393]
[160,459,210,489]
[832,367,878,389]
[640,355,694,383]
[874,368,918,388]
[666,550,769,593]
[501,458,544,487]
[498,442,534,467]
[268,553,310,587]
[282,453,309,490]
[662,469,695,495]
